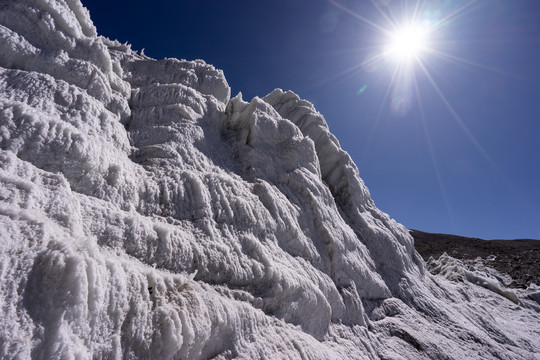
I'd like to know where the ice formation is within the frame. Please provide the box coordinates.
[0,1,539,359]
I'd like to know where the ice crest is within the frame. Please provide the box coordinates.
[0,1,539,359]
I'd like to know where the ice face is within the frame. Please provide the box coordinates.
[0,1,539,359]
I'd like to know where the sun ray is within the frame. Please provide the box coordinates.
[412,72,457,232]
[408,0,425,27]
[413,0,424,20]
[361,52,389,70]
[435,0,479,28]
[306,62,365,91]
[361,63,403,159]
[416,58,520,197]
[306,50,390,91]
[317,47,378,57]
[369,0,400,32]
[425,48,515,77]
[329,0,393,36]
[417,58,493,164]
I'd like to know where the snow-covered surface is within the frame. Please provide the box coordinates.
[0,1,539,359]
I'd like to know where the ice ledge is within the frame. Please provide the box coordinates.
[264,88,372,208]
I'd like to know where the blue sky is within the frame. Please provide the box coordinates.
[83,0,540,240]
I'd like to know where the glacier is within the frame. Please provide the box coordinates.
[0,0,539,359]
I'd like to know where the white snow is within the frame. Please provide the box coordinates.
[0,1,539,359]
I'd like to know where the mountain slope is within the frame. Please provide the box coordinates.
[0,1,539,359]
[412,229,540,289]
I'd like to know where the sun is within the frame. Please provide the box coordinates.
[385,23,428,62]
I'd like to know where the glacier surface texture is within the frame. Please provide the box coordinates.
[0,1,539,359]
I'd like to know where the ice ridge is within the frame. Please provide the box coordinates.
[0,1,539,359]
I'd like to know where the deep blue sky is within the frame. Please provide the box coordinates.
[83,0,540,240]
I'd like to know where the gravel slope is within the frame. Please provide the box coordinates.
[411,229,540,288]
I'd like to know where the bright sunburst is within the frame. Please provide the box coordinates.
[326,0,504,231]
[385,23,428,62]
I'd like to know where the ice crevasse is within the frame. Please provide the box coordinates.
[0,1,539,359]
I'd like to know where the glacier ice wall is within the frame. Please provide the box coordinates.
[0,1,539,359]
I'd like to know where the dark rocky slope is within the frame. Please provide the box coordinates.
[411,229,540,288]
